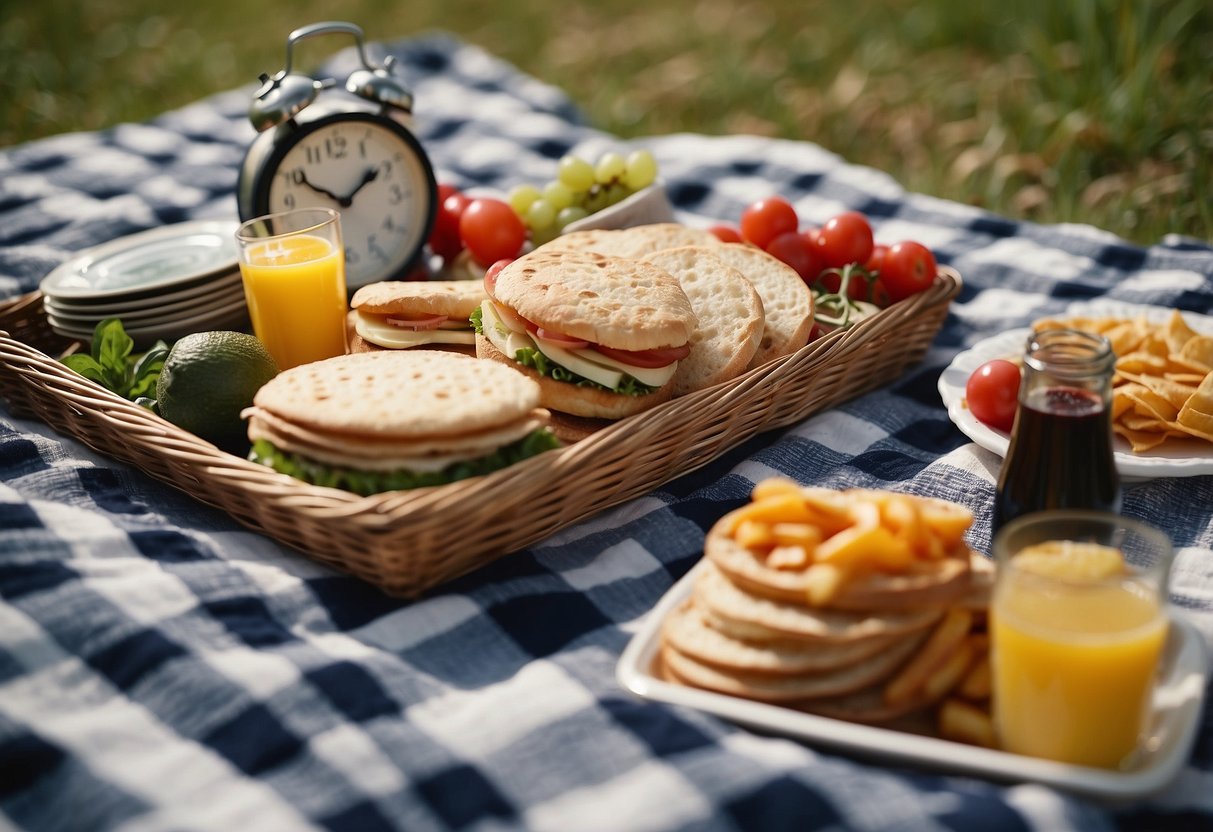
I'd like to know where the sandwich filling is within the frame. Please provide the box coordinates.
[473,300,688,395]
[355,310,476,349]
[246,405,557,493]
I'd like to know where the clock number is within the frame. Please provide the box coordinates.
[389,184,404,206]
[283,192,296,209]
[325,135,347,160]
[306,145,322,165]
[346,247,360,266]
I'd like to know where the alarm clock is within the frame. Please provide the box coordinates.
[237,21,438,290]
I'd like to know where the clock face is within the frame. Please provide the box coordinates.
[264,115,435,288]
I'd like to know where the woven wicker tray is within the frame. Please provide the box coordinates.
[0,270,961,596]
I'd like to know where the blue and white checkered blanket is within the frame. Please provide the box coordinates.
[2,34,1212,832]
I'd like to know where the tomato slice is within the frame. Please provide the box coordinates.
[594,343,691,368]
[483,258,512,297]
[386,314,448,330]
[534,326,590,350]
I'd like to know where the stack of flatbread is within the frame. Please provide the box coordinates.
[658,480,994,740]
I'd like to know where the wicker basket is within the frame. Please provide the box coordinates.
[0,270,961,596]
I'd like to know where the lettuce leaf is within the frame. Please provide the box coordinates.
[248,429,560,495]
[471,303,658,396]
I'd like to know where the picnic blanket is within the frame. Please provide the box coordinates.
[2,33,1212,832]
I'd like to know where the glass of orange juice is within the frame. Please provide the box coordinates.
[235,207,348,370]
[991,510,1174,769]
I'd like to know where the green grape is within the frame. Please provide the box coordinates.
[530,223,559,246]
[594,152,626,185]
[508,184,542,216]
[557,155,595,191]
[584,187,610,214]
[525,198,556,231]
[622,150,658,191]
[555,206,589,229]
[605,183,630,206]
[542,181,574,212]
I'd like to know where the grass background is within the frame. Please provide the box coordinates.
[3,0,1212,245]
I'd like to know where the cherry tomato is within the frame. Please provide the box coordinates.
[966,359,1021,432]
[881,240,938,302]
[708,224,744,243]
[740,197,799,250]
[851,275,890,306]
[595,343,692,368]
[429,189,471,261]
[765,231,822,283]
[459,197,527,267]
[483,258,512,296]
[811,211,874,269]
[865,243,889,275]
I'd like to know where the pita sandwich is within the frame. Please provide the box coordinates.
[474,248,697,420]
[350,280,486,354]
[243,350,558,494]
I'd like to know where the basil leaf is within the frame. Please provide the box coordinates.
[60,318,167,402]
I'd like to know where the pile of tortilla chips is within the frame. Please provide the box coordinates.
[1033,310,1213,452]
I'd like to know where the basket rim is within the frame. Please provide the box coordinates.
[0,266,962,510]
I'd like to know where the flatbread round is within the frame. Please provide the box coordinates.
[251,350,540,439]
[661,598,901,675]
[706,243,815,368]
[693,562,943,644]
[643,247,764,395]
[491,249,696,351]
[352,280,486,319]
[546,223,723,259]
[659,631,924,703]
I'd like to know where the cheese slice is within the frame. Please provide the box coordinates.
[481,300,679,390]
[356,313,475,349]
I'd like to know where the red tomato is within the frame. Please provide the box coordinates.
[811,211,874,269]
[533,326,590,349]
[966,359,1021,432]
[483,258,512,296]
[459,198,527,267]
[865,243,889,275]
[765,231,823,283]
[708,224,744,243]
[740,197,799,250]
[881,240,938,302]
[595,343,692,368]
[429,189,471,261]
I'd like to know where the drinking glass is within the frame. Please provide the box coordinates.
[236,207,348,370]
[991,510,1173,769]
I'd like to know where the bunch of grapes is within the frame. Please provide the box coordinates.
[508,150,658,245]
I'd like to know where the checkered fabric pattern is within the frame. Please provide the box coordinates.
[2,33,1213,832]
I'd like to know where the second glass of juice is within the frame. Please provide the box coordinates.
[236,207,348,370]
[991,510,1173,769]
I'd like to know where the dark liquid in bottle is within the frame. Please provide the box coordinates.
[993,386,1121,530]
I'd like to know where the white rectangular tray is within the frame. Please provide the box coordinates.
[617,560,1210,800]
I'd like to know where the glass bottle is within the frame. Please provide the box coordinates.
[993,328,1121,531]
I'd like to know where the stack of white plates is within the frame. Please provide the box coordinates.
[40,220,250,345]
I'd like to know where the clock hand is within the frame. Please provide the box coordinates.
[340,167,380,205]
[297,171,346,205]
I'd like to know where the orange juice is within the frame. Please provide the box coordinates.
[239,234,347,370]
[992,562,1168,768]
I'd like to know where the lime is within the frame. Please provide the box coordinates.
[1011,540,1126,582]
[156,331,279,448]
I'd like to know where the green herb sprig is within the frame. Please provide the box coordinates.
[60,318,168,405]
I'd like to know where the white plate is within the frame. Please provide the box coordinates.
[938,301,1213,480]
[45,283,246,325]
[40,220,239,301]
[617,560,1210,800]
[48,303,249,345]
[44,270,244,316]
